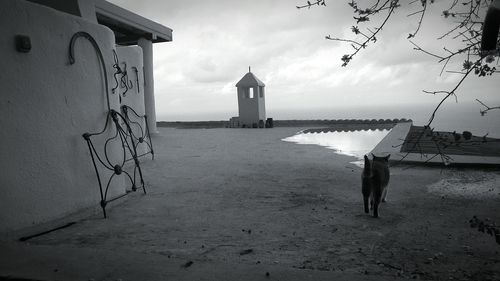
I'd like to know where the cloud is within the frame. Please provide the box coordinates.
[109,0,498,121]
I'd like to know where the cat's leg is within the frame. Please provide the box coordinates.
[373,183,382,218]
[363,195,369,213]
[373,197,380,218]
[362,182,371,214]
[381,187,388,202]
[382,170,390,202]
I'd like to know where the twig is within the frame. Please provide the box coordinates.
[297,0,326,9]
[476,99,500,116]
[407,0,427,39]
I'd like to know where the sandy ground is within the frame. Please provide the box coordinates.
[1,127,500,280]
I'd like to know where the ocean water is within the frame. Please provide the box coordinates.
[270,102,500,138]
[282,129,390,160]
[280,102,500,162]
[158,101,500,137]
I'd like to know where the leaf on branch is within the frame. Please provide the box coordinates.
[474,63,496,77]
[354,16,369,23]
[341,54,352,67]
[351,26,360,34]
[359,8,372,15]
[462,60,472,69]
[297,0,326,10]
[408,33,414,39]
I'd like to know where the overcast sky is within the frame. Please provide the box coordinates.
[108,0,499,127]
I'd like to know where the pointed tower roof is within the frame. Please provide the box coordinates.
[236,67,265,87]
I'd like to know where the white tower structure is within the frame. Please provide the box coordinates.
[235,67,266,128]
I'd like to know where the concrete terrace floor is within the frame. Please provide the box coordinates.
[1,127,500,281]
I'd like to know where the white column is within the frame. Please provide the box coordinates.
[138,37,158,134]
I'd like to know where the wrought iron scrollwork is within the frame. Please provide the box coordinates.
[111,50,134,98]
[121,105,154,161]
[69,31,111,110]
[119,62,133,97]
[81,110,146,218]
[111,50,122,95]
[70,32,151,218]
[131,66,140,93]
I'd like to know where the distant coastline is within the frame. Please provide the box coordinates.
[157,102,500,137]
[157,118,410,129]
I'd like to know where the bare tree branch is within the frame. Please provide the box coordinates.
[297,0,500,165]
[476,99,500,116]
[407,0,427,39]
[296,0,326,9]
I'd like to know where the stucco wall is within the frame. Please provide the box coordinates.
[116,45,148,157]
[0,0,125,232]
[237,86,265,127]
[258,87,266,122]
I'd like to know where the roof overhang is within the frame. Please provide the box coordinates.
[94,0,172,45]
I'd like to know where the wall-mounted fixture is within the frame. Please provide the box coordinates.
[132,66,140,93]
[15,35,31,53]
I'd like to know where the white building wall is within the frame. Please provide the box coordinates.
[237,87,260,127]
[116,45,147,157]
[258,86,266,123]
[0,0,125,233]
[237,86,266,127]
